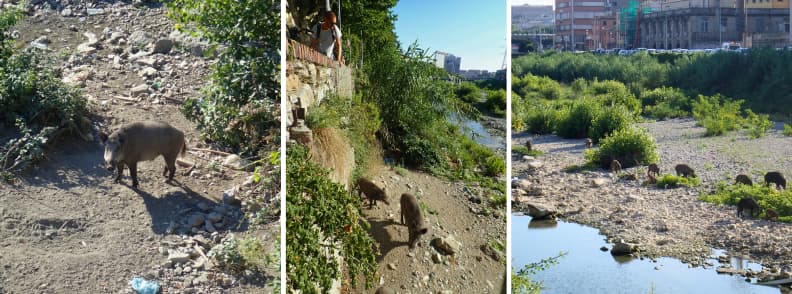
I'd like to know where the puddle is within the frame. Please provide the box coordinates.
[448,113,504,150]
[512,214,780,294]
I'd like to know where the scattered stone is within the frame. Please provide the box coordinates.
[152,39,174,54]
[207,212,223,223]
[86,8,105,15]
[30,36,50,50]
[431,236,461,255]
[128,30,153,46]
[387,263,397,270]
[109,32,126,44]
[527,160,544,169]
[468,196,482,204]
[204,219,217,233]
[60,8,72,17]
[138,67,157,78]
[222,154,249,170]
[130,84,150,96]
[187,214,205,228]
[600,246,608,252]
[611,241,638,256]
[592,178,609,187]
[524,203,556,220]
[167,251,191,264]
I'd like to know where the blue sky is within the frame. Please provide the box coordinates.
[393,1,507,71]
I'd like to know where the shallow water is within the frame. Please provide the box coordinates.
[512,214,779,294]
[449,113,504,149]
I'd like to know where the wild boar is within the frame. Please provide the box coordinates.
[765,208,779,221]
[675,164,696,178]
[356,178,388,209]
[735,174,753,186]
[400,193,428,249]
[764,171,786,190]
[610,159,622,175]
[525,139,532,151]
[647,163,660,178]
[737,197,760,218]
[585,138,593,148]
[100,121,186,188]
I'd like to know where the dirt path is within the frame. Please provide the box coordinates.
[0,3,278,293]
[512,119,792,284]
[351,162,506,293]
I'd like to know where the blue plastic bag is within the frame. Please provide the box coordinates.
[130,277,160,294]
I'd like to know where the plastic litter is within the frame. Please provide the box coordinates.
[130,277,160,294]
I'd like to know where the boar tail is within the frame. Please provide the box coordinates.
[180,141,187,157]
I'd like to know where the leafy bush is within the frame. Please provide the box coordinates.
[169,0,280,154]
[456,82,481,104]
[209,235,277,273]
[485,155,505,176]
[585,127,659,169]
[700,182,792,222]
[692,94,744,136]
[743,109,772,139]
[1,6,90,173]
[513,73,564,100]
[555,99,600,138]
[512,252,567,294]
[655,174,700,188]
[784,123,792,136]
[641,87,690,120]
[286,146,377,291]
[587,80,642,117]
[484,89,506,117]
[523,103,559,134]
[588,106,631,144]
[512,145,543,157]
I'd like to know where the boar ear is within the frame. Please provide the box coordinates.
[99,132,108,143]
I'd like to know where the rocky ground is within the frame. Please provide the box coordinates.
[0,1,279,293]
[350,162,506,293]
[512,118,792,287]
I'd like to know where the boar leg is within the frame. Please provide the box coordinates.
[163,155,177,182]
[114,162,124,183]
[129,162,139,188]
[408,229,417,249]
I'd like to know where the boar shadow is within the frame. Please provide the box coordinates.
[133,185,248,235]
[366,218,407,263]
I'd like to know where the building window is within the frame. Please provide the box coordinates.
[700,19,709,32]
[721,18,727,33]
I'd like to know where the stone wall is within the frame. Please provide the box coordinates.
[285,39,354,128]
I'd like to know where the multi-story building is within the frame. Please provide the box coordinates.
[513,4,555,31]
[592,15,619,48]
[433,51,462,75]
[555,0,611,50]
[639,0,790,49]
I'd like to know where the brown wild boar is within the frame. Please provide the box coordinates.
[400,193,428,249]
[764,171,786,190]
[765,208,779,221]
[675,164,696,178]
[585,138,593,148]
[525,139,532,151]
[356,178,389,209]
[735,174,753,186]
[610,159,622,175]
[647,163,660,177]
[737,197,760,218]
[100,121,186,188]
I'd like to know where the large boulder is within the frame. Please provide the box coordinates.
[524,203,556,220]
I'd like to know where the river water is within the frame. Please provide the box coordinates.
[449,113,505,150]
[512,214,780,294]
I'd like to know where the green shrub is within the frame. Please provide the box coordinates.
[401,133,445,170]
[784,123,792,136]
[209,235,277,273]
[562,163,598,173]
[655,174,700,188]
[743,109,772,139]
[512,145,543,157]
[456,82,481,104]
[512,252,566,294]
[514,73,564,100]
[588,105,631,144]
[523,103,559,134]
[485,89,507,117]
[286,146,377,291]
[588,80,642,117]
[169,0,280,154]
[555,99,600,138]
[692,94,744,136]
[641,87,690,119]
[485,155,505,176]
[700,182,792,222]
[585,127,659,169]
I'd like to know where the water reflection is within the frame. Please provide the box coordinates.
[512,214,780,294]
